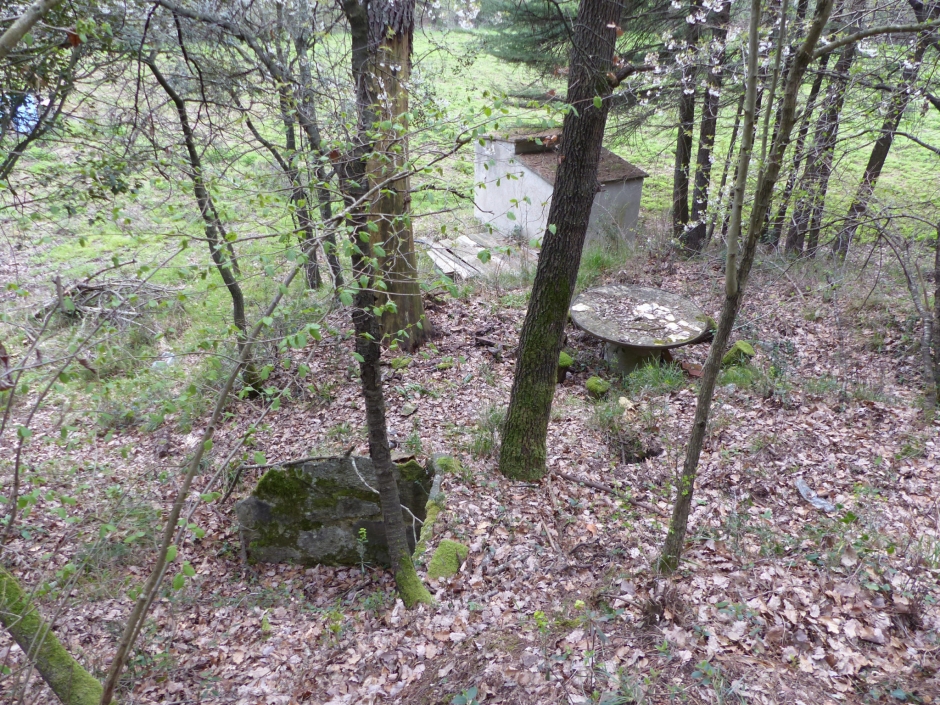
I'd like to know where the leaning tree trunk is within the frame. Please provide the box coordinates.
[682,0,731,253]
[832,1,938,257]
[784,42,856,256]
[672,0,703,241]
[1,565,103,705]
[146,58,260,389]
[337,0,432,607]
[659,0,833,573]
[498,0,621,481]
[342,0,428,352]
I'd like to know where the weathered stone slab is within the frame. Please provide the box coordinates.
[235,456,433,567]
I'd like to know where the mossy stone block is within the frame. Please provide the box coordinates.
[236,456,433,567]
[427,539,469,580]
[721,340,756,368]
[586,376,611,397]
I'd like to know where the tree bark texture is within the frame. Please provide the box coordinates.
[343,0,429,352]
[672,0,703,241]
[498,0,621,481]
[146,58,260,389]
[832,0,939,257]
[784,43,856,255]
[1,565,104,705]
[682,0,731,253]
[659,0,834,572]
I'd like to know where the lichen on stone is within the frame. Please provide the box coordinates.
[427,539,468,580]
[586,376,611,397]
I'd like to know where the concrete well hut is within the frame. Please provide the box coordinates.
[473,131,648,248]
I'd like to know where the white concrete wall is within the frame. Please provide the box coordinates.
[473,138,643,248]
[473,138,553,243]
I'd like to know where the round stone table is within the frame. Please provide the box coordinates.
[570,285,711,372]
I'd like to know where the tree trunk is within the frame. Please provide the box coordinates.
[342,0,429,352]
[832,0,938,257]
[765,54,830,246]
[1,565,104,705]
[682,0,731,253]
[338,0,431,607]
[705,91,744,247]
[784,43,856,256]
[659,0,833,573]
[672,0,703,241]
[498,0,621,481]
[278,83,322,290]
[933,221,940,396]
[146,58,260,389]
[294,34,344,289]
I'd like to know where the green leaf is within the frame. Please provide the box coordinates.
[477,249,491,264]
[352,352,365,363]
[172,573,185,590]
[203,439,213,453]
[16,426,32,441]
[548,224,557,235]
[253,451,266,465]
[593,96,603,109]
[166,545,178,562]
[182,561,196,577]
[506,211,516,221]
[373,244,386,257]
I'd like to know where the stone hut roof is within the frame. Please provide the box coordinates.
[497,131,648,184]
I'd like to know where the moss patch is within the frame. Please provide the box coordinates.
[427,539,469,579]
[395,556,434,607]
[586,376,611,397]
[558,351,574,369]
[721,340,756,368]
[0,566,103,705]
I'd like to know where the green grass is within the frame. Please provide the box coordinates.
[622,362,687,397]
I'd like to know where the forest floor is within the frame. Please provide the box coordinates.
[2,246,939,705]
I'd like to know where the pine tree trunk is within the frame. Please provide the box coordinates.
[659,0,833,572]
[682,0,731,253]
[499,0,621,481]
[832,3,936,258]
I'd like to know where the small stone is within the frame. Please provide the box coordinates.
[401,404,418,417]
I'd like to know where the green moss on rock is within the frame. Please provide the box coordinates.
[558,351,574,369]
[586,376,610,397]
[427,539,469,580]
[721,340,756,368]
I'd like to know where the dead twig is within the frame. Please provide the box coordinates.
[552,470,669,517]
